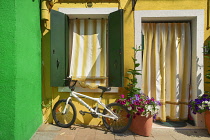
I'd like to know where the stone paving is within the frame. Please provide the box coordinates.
[31,124,210,140]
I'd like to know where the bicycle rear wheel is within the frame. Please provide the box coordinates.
[52,99,76,128]
[102,103,132,133]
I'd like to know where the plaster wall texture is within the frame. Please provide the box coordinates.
[42,0,210,126]
[0,0,42,139]
[41,1,123,125]
[0,0,16,139]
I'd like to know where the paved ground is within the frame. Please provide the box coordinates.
[31,124,210,140]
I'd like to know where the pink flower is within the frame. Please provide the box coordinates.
[116,93,161,118]
[134,101,140,105]
[137,107,144,113]
[120,94,125,98]
[121,100,126,105]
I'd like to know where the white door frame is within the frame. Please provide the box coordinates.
[134,9,205,127]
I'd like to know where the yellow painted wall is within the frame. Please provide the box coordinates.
[134,1,210,92]
[41,0,132,125]
[41,0,210,125]
[135,0,209,40]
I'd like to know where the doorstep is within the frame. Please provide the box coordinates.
[153,122,207,130]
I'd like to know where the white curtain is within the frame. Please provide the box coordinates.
[69,19,107,88]
[142,23,191,121]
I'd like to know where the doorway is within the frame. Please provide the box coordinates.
[134,10,205,127]
[141,22,192,123]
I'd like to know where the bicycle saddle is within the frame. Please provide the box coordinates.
[98,86,111,92]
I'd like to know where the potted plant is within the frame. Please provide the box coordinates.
[117,93,161,136]
[116,46,161,136]
[117,93,161,119]
[188,94,210,133]
[196,40,210,134]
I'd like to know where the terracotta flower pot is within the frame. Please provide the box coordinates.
[205,111,210,134]
[129,115,153,137]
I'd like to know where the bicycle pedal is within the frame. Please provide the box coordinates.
[79,110,85,116]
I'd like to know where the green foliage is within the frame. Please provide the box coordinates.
[205,41,210,94]
[205,41,210,80]
[125,46,142,98]
[204,41,210,57]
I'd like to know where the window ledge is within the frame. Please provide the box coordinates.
[58,87,119,93]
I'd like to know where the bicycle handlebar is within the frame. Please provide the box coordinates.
[64,77,77,90]
[64,77,111,94]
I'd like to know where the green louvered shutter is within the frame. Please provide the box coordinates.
[108,9,124,87]
[50,10,69,87]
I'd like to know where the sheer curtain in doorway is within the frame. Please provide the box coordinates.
[142,23,191,121]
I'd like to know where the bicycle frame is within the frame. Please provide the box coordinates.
[63,90,119,120]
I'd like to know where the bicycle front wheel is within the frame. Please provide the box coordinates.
[52,99,76,128]
[102,103,132,133]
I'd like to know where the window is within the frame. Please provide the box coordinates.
[69,19,107,89]
[50,8,124,87]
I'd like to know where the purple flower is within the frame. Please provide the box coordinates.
[153,114,157,120]
[136,112,140,115]
[135,94,139,100]
[189,94,210,114]
[202,94,208,98]
[116,93,161,119]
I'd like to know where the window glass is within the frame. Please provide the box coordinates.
[69,19,108,88]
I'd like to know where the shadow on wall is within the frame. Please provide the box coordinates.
[50,91,121,126]
[41,19,53,123]
[197,73,202,96]
[198,35,210,96]
[204,36,210,94]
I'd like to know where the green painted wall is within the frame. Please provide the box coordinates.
[0,0,42,140]
[0,0,16,139]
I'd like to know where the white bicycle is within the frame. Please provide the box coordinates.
[52,78,132,133]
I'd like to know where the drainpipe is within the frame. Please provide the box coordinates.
[207,0,210,30]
